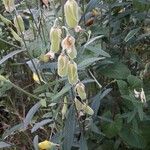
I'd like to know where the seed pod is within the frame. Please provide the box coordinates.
[58,53,69,77]
[0,14,12,25]
[67,45,77,59]
[64,0,79,28]
[3,0,15,12]
[67,61,78,85]
[75,82,86,100]
[10,28,22,42]
[50,26,62,53]
[75,97,94,115]
[13,15,25,35]
[39,54,49,63]
[61,96,68,120]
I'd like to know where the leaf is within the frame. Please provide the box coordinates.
[84,35,104,48]
[2,123,23,139]
[137,103,144,121]
[31,119,53,133]
[80,133,88,150]
[63,105,76,150]
[127,109,137,123]
[0,49,25,65]
[51,84,71,102]
[127,75,142,89]
[124,28,140,42]
[86,46,111,57]
[24,102,41,129]
[117,80,129,95]
[119,127,146,149]
[0,142,12,148]
[78,57,105,69]
[33,135,39,150]
[40,99,47,107]
[91,88,112,117]
[100,63,131,79]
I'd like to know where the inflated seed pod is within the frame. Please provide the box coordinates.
[67,45,77,59]
[3,0,15,12]
[75,82,86,100]
[64,0,79,28]
[50,26,62,53]
[75,97,94,115]
[67,61,78,85]
[39,54,49,62]
[61,96,68,120]
[13,15,25,35]
[58,53,69,77]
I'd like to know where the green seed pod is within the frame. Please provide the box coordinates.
[67,46,77,59]
[64,0,79,28]
[75,82,86,100]
[13,15,25,35]
[0,14,12,25]
[58,53,69,77]
[39,54,49,63]
[3,0,15,12]
[50,27,62,53]
[61,96,68,120]
[75,97,83,111]
[67,61,78,85]
[82,104,94,115]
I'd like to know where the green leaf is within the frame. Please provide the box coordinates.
[31,119,53,133]
[127,75,142,89]
[0,49,25,65]
[80,133,88,150]
[100,63,131,79]
[117,80,129,95]
[24,102,41,129]
[86,46,111,57]
[33,135,39,150]
[102,114,123,138]
[137,103,144,121]
[0,142,12,148]
[78,57,105,69]
[51,84,71,102]
[40,99,47,107]
[127,109,137,123]
[119,127,146,149]
[124,28,140,42]
[63,105,76,150]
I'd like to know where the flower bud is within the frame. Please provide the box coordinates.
[67,61,78,85]
[64,0,79,28]
[75,82,86,100]
[50,26,62,53]
[58,53,69,77]
[13,15,25,35]
[3,0,15,12]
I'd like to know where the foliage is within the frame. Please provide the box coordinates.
[0,0,150,150]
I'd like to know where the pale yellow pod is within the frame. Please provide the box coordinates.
[67,45,77,59]
[13,15,25,35]
[61,96,68,120]
[39,54,49,63]
[75,82,86,100]
[64,0,79,28]
[3,0,15,12]
[50,27,62,53]
[0,14,12,25]
[75,97,94,115]
[58,53,69,77]
[67,61,78,85]
[38,140,58,150]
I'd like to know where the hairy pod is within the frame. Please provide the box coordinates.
[64,0,79,28]
[3,0,15,12]
[75,97,94,115]
[58,53,69,77]
[50,27,62,53]
[67,45,77,59]
[13,15,25,35]
[67,61,78,85]
[75,82,86,100]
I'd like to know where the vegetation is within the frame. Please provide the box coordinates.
[0,0,150,149]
